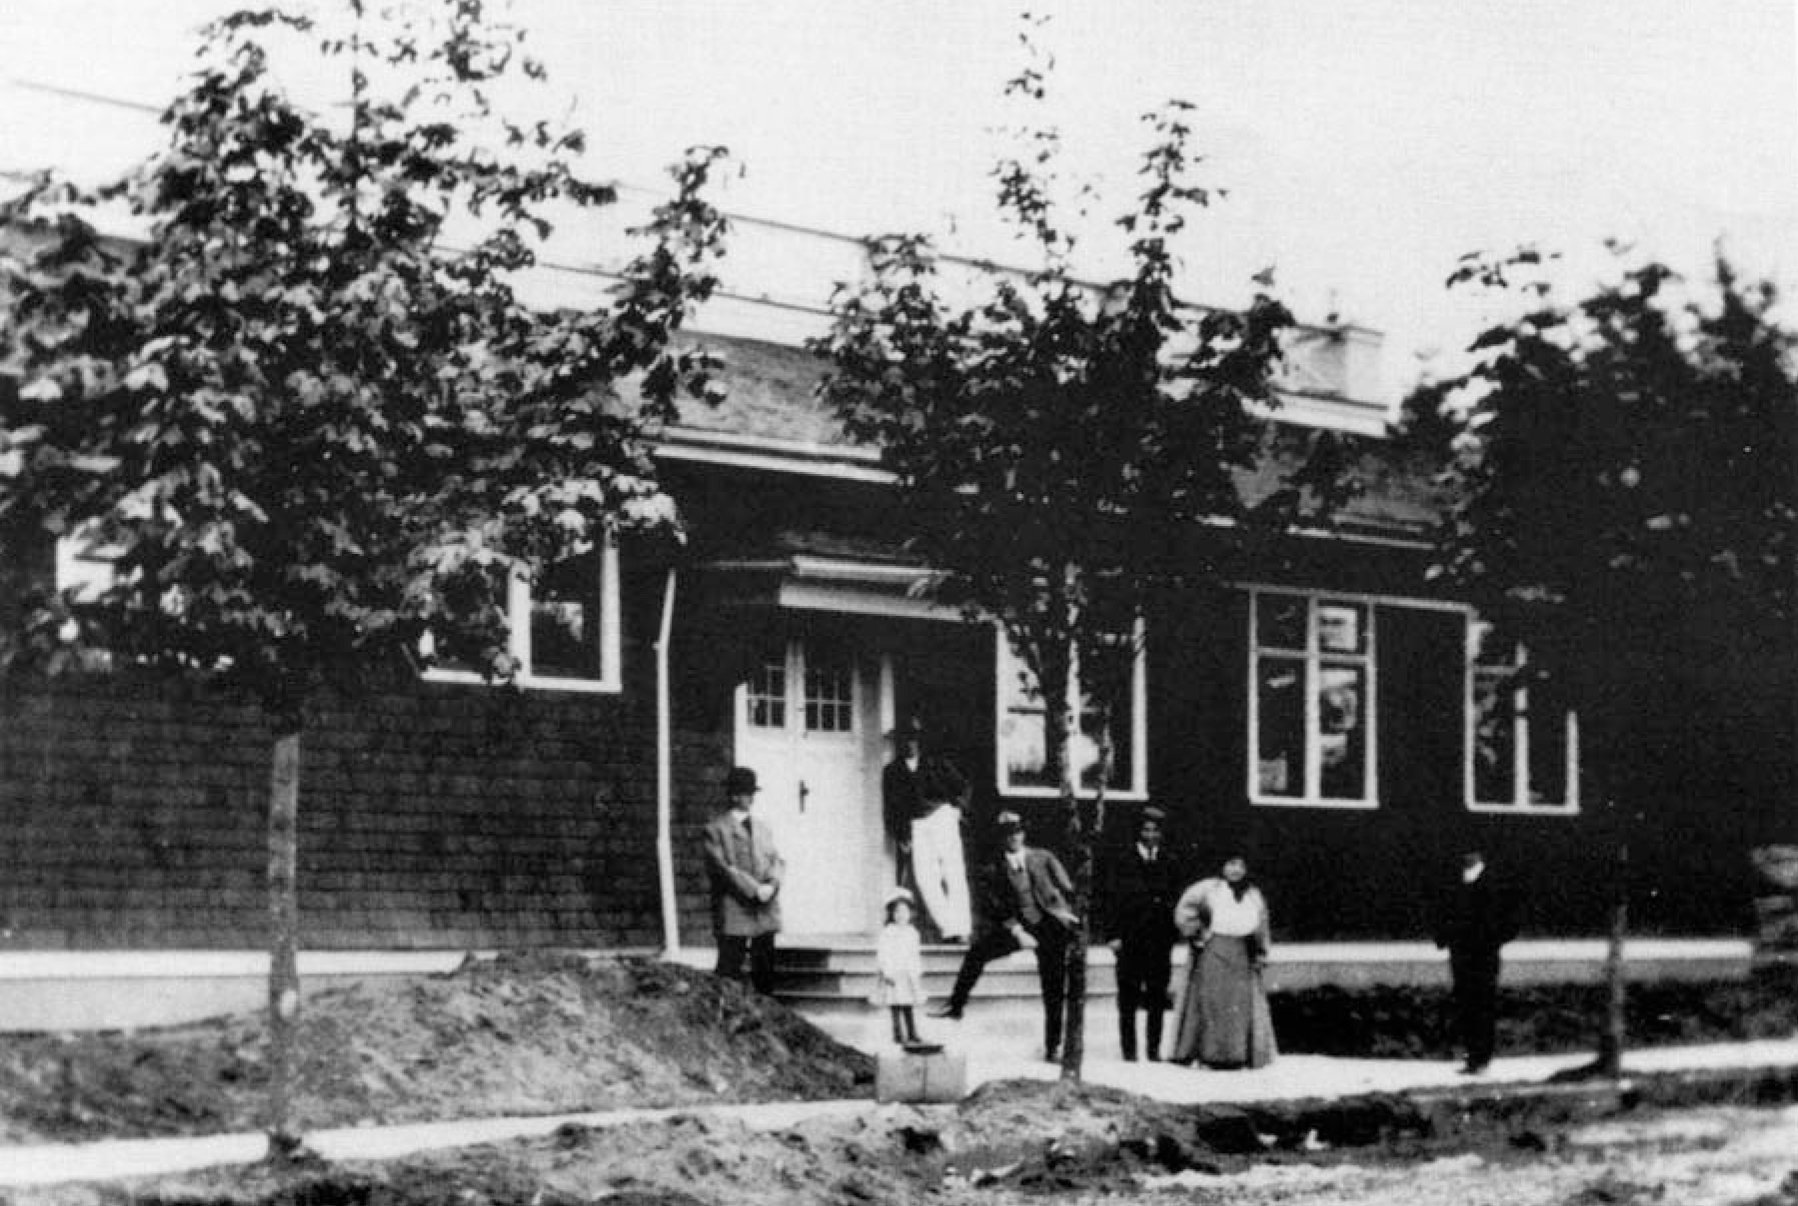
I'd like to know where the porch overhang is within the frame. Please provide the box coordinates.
[698,553,963,622]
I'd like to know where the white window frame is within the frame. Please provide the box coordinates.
[994,621,1149,801]
[735,639,860,741]
[1465,621,1580,816]
[424,542,622,694]
[1247,588,1379,810]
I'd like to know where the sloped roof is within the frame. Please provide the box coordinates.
[661,331,1442,538]
[668,332,844,447]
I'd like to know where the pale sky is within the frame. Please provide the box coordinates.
[4,1,1796,398]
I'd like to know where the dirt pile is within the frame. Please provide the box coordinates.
[0,953,873,1145]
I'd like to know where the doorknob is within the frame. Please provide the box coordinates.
[799,779,809,814]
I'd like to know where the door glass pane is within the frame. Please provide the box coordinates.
[1317,661,1366,799]
[803,657,854,733]
[748,655,786,729]
[530,552,604,680]
[1473,668,1516,803]
[1256,655,1304,796]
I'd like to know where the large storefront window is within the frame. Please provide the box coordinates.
[995,626,1146,799]
[1250,590,1376,807]
[1467,621,1578,813]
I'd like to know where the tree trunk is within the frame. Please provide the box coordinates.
[1046,625,1086,1083]
[265,726,304,1159]
[1597,836,1629,1078]
[1062,724,1111,1084]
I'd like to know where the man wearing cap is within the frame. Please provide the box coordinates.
[930,810,1078,1062]
[703,766,784,994]
[881,721,973,942]
[1100,805,1181,1061]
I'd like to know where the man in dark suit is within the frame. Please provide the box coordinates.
[1433,847,1521,1073]
[1100,805,1180,1061]
[703,766,785,994]
[930,810,1078,1061]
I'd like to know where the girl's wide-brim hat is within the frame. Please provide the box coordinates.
[884,886,915,908]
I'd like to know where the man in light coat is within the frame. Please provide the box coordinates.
[703,765,785,994]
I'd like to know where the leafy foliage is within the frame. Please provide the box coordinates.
[813,28,1344,1078]
[1425,250,1795,738]
[0,0,727,722]
[814,94,1311,748]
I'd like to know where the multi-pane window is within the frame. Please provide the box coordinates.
[424,543,621,693]
[746,643,856,735]
[996,627,1146,799]
[1467,621,1578,813]
[1250,591,1376,807]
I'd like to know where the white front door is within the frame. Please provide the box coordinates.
[735,639,879,937]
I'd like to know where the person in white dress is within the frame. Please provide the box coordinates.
[872,886,926,1045]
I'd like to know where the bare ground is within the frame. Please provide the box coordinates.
[20,1085,1798,1206]
[5,954,1798,1205]
[0,952,873,1144]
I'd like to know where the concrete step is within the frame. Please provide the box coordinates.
[773,944,1118,1002]
[778,943,1139,1060]
[794,985,1158,1063]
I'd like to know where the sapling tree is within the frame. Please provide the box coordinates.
[1421,247,1796,1076]
[815,32,1344,1080]
[0,0,726,1155]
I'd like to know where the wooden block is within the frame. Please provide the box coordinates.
[875,1047,968,1104]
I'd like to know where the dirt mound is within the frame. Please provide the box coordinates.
[0,953,873,1144]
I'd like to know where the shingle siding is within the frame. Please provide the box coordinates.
[0,675,665,950]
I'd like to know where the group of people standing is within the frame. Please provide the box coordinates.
[704,728,1519,1075]
[1100,806,1277,1068]
[921,794,1281,1070]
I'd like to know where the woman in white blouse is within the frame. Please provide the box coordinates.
[1170,855,1277,1068]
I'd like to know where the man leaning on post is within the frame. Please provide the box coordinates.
[930,810,1078,1062]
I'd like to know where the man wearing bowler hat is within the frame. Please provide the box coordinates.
[703,765,785,994]
[930,810,1078,1062]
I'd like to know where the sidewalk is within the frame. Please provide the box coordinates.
[3,1037,1796,1188]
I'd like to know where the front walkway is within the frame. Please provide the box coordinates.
[3,1037,1797,1188]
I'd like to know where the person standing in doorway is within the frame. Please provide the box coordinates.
[1433,847,1520,1074]
[882,720,972,942]
[881,721,926,885]
[1100,805,1181,1061]
[930,810,1078,1062]
[702,765,784,994]
[1171,854,1277,1069]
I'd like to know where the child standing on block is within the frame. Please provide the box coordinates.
[874,887,926,1045]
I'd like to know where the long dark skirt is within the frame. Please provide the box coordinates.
[1170,935,1277,1069]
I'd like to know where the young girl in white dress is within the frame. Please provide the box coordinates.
[873,887,926,1045]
